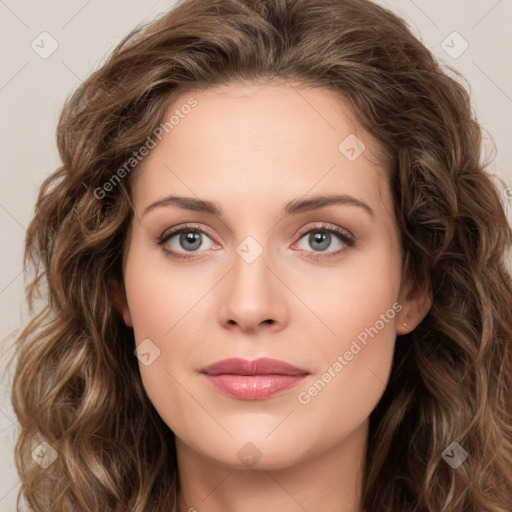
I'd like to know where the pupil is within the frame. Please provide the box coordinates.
[311,231,330,251]
[180,231,202,251]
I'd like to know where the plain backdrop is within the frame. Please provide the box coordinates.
[1,0,511,509]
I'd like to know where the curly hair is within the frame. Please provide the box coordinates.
[9,0,512,510]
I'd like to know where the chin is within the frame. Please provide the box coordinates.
[184,430,315,471]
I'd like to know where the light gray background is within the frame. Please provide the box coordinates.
[1,0,511,509]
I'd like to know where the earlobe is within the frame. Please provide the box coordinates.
[121,306,133,328]
[111,279,133,328]
[396,271,432,335]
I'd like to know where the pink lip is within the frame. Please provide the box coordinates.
[200,358,309,400]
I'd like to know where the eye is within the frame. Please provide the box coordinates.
[157,224,219,261]
[157,223,355,262]
[292,224,355,260]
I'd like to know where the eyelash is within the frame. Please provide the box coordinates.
[157,223,355,262]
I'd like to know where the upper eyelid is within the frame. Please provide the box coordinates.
[160,222,354,245]
[296,223,355,240]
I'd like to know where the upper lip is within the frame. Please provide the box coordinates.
[200,357,309,376]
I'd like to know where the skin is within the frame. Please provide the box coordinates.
[116,81,431,512]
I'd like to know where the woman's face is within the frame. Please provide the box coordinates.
[118,82,425,470]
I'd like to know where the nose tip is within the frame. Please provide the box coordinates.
[218,254,288,334]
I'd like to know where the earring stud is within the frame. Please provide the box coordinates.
[403,322,407,327]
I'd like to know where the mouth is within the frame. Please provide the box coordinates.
[199,357,310,400]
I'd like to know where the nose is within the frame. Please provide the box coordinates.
[217,246,289,334]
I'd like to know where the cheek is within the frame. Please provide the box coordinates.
[302,239,402,361]
[293,239,402,416]
[122,245,202,432]
[123,240,207,342]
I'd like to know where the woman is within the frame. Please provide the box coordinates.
[10,0,512,511]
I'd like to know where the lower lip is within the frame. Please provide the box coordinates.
[202,374,308,400]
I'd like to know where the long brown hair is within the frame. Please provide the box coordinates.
[9,0,512,510]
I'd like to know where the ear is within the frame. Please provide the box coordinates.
[395,269,432,335]
[111,278,133,328]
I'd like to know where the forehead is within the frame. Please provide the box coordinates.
[131,82,391,219]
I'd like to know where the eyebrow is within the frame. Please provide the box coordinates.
[142,193,374,219]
